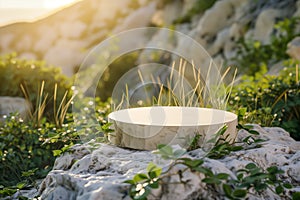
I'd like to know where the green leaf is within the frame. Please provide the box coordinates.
[124,180,135,185]
[282,183,292,189]
[216,173,229,180]
[237,173,243,180]
[232,189,247,198]
[293,192,300,200]
[173,149,186,157]
[202,177,221,184]
[21,168,37,177]
[53,149,62,157]
[229,146,243,151]
[147,162,162,179]
[254,183,268,191]
[275,185,284,194]
[180,158,204,168]
[156,145,173,158]
[222,184,233,198]
[148,181,159,189]
[16,182,27,189]
[249,130,259,135]
[245,163,257,170]
[133,173,148,183]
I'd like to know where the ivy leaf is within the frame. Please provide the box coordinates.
[124,180,135,185]
[222,184,233,198]
[293,192,300,200]
[16,182,27,189]
[245,163,257,170]
[53,149,62,157]
[248,130,259,135]
[173,149,186,158]
[147,162,162,179]
[282,183,292,189]
[216,173,229,180]
[180,158,203,168]
[275,185,284,194]
[148,181,159,189]
[232,189,247,198]
[133,173,148,183]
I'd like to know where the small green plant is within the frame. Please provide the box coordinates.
[0,53,72,122]
[124,126,299,200]
[229,64,300,140]
[173,0,217,24]
[113,59,233,110]
[233,17,300,76]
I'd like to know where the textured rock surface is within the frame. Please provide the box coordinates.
[0,96,30,121]
[0,0,299,76]
[287,36,300,61]
[39,125,300,199]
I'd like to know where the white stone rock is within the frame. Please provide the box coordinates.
[43,39,87,76]
[15,34,33,52]
[253,9,280,43]
[38,125,300,199]
[287,37,300,61]
[34,25,59,53]
[152,1,183,26]
[196,0,235,38]
[0,96,30,121]
[293,0,300,17]
[112,2,156,33]
[0,33,14,50]
[59,20,87,39]
[19,52,37,60]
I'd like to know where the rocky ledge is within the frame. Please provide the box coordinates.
[38,125,300,200]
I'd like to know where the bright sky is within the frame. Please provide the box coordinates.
[0,0,81,25]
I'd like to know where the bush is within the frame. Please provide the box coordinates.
[229,64,300,140]
[233,17,300,75]
[0,114,60,187]
[0,53,72,122]
[173,0,217,24]
[0,96,112,189]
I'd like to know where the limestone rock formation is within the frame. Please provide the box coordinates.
[287,37,300,61]
[0,96,30,121]
[0,0,299,77]
[38,125,300,200]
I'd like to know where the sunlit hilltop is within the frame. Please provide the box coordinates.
[0,0,81,26]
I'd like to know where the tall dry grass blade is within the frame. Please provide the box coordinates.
[157,84,164,105]
[296,64,299,83]
[20,83,33,119]
[224,68,237,107]
[170,61,175,84]
[125,84,130,108]
[53,83,58,125]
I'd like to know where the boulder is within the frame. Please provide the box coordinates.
[286,37,300,61]
[38,125,300,199]
[0,96,30,121]
[253,9,281,43]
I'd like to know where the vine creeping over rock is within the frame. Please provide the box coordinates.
[125,125,300,200]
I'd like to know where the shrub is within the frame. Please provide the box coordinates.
[0,114,60,187]
[0,53,72,122]
[233,17,300,75]
[173,0,217,24]
[229,64,300,140]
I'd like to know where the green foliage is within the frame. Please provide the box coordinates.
[234,17,300,76]
[125,126,297,199]
[124,162,162,200]
[229,65,300,140]
[0,114,62,187]
[173,0,217,24]
[0,53,72,122]
[94,52,139,101]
